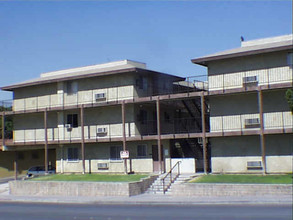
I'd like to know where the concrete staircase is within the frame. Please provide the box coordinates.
[146,173,197,194]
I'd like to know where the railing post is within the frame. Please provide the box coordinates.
[44,108,48,174]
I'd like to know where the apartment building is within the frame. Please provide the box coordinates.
[0,60,208,176]
[192,34,293,173]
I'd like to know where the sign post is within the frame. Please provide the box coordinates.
[120,150,129,174]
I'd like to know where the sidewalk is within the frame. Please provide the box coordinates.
[0,182,292,205]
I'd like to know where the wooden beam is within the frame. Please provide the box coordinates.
[121,101,127,174]
[14,151,18,180]
[258,89,267,174]
[156,97,163,173]
[80,105,85,174]
[201,93,208,174]
[44,108,48,174]
[1,112,4,146]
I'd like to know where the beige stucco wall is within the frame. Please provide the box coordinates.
[209,90,293,132]
[56,140,171,173]
[211,134,293,173]
[208,50,293,91]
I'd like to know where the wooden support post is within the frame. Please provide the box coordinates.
[80,105,85,174]
[14,151,18,180]
[201,93,208,174]
[44,108,48,174]
[121,101,128,174]
[156,98,162,173]
[258,89,267,174]
[1,112,5,146]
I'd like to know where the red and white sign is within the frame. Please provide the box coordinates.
[120,150,129,159]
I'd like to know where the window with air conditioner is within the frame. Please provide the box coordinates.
[95,93,106,101]
[244,118,260,128]
[97,163,109,170]
[243,76,258,85]
[97,127,107,135]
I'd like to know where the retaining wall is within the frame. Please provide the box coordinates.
[9,175,158,197]
[171,183,293,196]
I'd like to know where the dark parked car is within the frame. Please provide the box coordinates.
[27,165,56,177]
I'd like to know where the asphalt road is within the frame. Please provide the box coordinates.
[0,202,291,220]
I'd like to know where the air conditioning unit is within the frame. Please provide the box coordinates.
[97,163,109,170]
[97,127,107,135]
[244,118,260,128]
[65,124,72,131]
[95,93,106,101]
[247,161,262,170]
[243,76,258,85]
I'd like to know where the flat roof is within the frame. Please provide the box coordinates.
[191,35,293,66]
[1,60,184,91]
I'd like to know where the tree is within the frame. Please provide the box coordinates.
[0,107,13,139]
[285,89,293,114]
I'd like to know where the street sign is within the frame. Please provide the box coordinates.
[120,150,129,159]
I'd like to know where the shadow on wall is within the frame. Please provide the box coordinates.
[0,149,56,178]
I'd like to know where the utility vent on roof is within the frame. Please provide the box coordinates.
[244,118,260,128]
[243,76,258,85]
[95,93,106,101]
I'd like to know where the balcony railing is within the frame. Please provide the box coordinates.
[208,66,292,92]
[1,75,208,113]
[210,111,293,133]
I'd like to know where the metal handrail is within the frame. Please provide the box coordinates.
[161,161,181,194]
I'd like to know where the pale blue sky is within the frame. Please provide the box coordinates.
[0,0,292,100]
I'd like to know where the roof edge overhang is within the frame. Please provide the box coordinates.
[1,67,184,91]
[191,44,293,66]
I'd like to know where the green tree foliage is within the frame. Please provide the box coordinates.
[285,89,293,113]
[0,107,13,139]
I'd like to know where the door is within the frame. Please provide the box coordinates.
[152,145,164,172]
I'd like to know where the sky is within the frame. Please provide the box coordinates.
[0,0,292,100]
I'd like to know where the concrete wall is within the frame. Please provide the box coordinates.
[9,175,158,197]
[211,134,293,173]
[56,140,171,173]
[208,51,292,91]
[171,183,292,196]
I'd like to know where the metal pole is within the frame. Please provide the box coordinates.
[2,111,5,146]
[80,105,85,174]
[257,89,267,174]
[156,98,162,173]
[44,108,48,174]
[121,101,128,174]
[201,93,208,174]
[14,151,18,180]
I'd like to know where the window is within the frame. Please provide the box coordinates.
[67,114,78,128]
[287,52,293,67]
[136,76,148,90]
[110,146,122,160]
[67,147,78,161]
[17,152,24,160]
[67,81,78,95]
[137,145,147,157]
[164,112,170,123]
[137,110,147,124]
[31,151,39,160]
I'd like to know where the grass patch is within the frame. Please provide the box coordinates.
[30,174,148,182]
[190,174,293,184]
